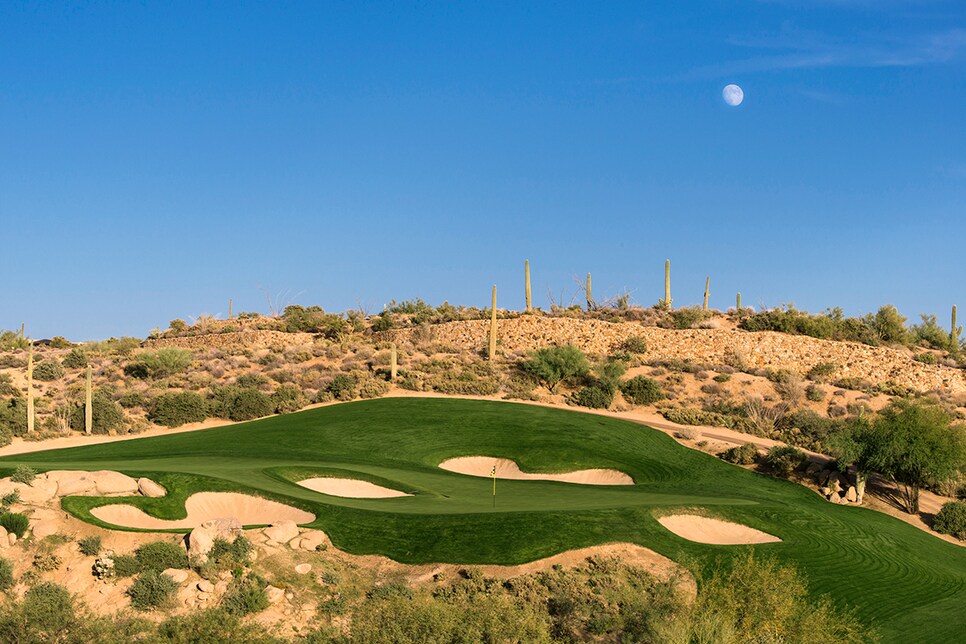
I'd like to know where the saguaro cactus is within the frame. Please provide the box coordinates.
[661,260,672,308]
[703,276,710,311]
[586,273,593,312]
[229,298,233,319]
[488,285,498,360]
[952,305,962,350]
[390,343,398,380]
[85,364,93,435]
[19,323,24,339]
[524,260,532,313]
[26,340,34,434]
[736,292,742,313]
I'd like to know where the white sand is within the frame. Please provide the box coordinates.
[297,477,411,498]
[438,456,633,485]
[657,514,781,545]
[90,492,315,530]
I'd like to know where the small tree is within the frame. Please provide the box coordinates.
[866,402,966,514]
[523,345,590,393]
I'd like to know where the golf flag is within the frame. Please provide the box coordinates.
[491,463,497,500]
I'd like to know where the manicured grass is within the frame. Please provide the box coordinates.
[1,397,964,641]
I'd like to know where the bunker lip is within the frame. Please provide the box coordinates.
[657,514,781,545]
[438,456,633,485]
[89,492,315,530]
[297,477,411,498]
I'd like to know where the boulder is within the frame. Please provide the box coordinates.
[31,520,59,540]
[817,470,832,486]
[19,479,59,504]
[845,486,857,503]
[92,471,139,496]
[197,580,215,593]
[47,471,97,496]
[265,585,285,604]
[163,568,189,584]
[0,526,7,549]
[805,462,822,477]
[829,478,842,495]
[7,533,16,546]
[264,521,299,544]
[298,530,327,552]
[138,478,167,498]
[294,563,312,575]
[186,518,242,561]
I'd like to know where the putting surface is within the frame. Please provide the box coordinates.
[0,397,963,641]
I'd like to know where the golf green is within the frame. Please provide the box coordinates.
[0,397,963,641]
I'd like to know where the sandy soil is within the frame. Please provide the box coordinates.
[657,514,781,545]
[89,492,315,530]
[438,456,634,485]
[297,477,411,498]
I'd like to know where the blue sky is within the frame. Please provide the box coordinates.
[1,1,964,340]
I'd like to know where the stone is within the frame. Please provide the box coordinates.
[845,486,857,503]
[197,580,214,593]
[829,478,842,495]
[817,470,831,486]
[31,520,59,540]
[138,478,167,498]
[0,526,7,549]
[186,518,242,560]
[163,568,189,584]
[295,563,312,575]
[48,471,97,496]
[265,585,285,603]
[19,479,59,504]
[299,530,327,552]
[805,462,822,477]
[214,581,229,594]
[92,471,140,496]
[7,533,16,546]
[264,520,299,544]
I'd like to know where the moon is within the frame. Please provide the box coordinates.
[722,84,744,107]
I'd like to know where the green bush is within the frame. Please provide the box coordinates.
[662,407,731,427]
[212,386,275,421]
[33,552,62,571]
[359,377,391,399]
[933,501,966,540]
[69,391,124,434]
[913,314,953,350]
[805,384,826,402]
[721,443,759,465]
[619,376,665,405]
[765,445,808,476]
[271,384,307,414]
[523,345,590,393]
[328,374,357,401]
[32,360,64,381]
[207,535,253,571]
[618,336,648,354]
[113,554,140,577]
[135,540,188,572]
[11,464,35,484]
[0,558,13,591]
[128,570,178,610]
[913,352,939,365]
[155,608,273,642]
[668,306,708,329]
[371,314,394,332]
[221,573,269,616]
[61,349,89,369]
[20,582,75,634]
[149,391,209,428]
[571,384,615,409]
[118,391,147,409]
[124,349,194,379]
[78,536,102,556]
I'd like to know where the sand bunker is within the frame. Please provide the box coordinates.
[297,477,411,498]
[438,457,633,485]
[90,492,315,530]
[657,514,780,545]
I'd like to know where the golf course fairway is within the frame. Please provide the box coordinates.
[0,397,962,642]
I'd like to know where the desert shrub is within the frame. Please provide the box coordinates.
[913,352,939,365]
[933,501,966,540]
[765,445,808,476]
[16,582,76,636]
[774,374,805,402]
[620,376,665,405]
[271,384,307,413]
[668,306,708,329]
[662,407,731,427]
[236,373,269,389]
[913,314,954,350]
[864,304,908,345]
[0,331,29,351]
[0,558,12,591]
[33,552,62,572]
[128,570,178,610]
[211,386,274,421]
[523,345,590,393]
[69,391,124,434]
[149,391,209,428]
[571,384,615,409]
[0,375,16,398]
[78,536,102,556]
[328,374,358,401]
[713,373,731,383]
[32,360,64,381]
[118,391,147,409]
[805,384,826,402]
[11,464,35,484]
[359,377,391,399]
[0,490,18,508]
[0,513,29,540]
[221,573,269,616]
[155,608,275,642]
[124,349,194,379]
[721,443,759,465]
[113,554,140,577]
[207,535,253,572]
[60,349,88,369]
[135,540,188,572]
[0,398,28,439]
[370,314,394,332]
[618,336,648,354]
